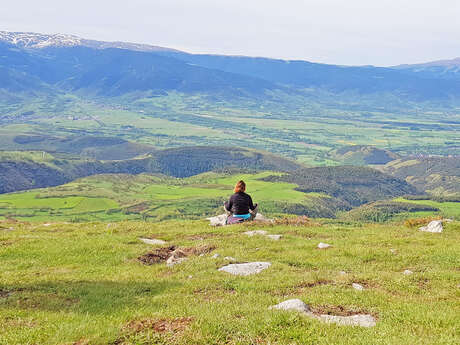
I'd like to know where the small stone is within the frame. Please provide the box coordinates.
[339,271,347,275]
[403,269,413,275]
[255,248,260,251]
[166,256,187,267]
[166,249,187,267]
[188,275,193,279]
[218,262,271,276]
[244,230,267,237]
[352,283,364,291]
[43,223,51,227]
[224,256,236,261]
[419,220,443,233]
[267,234,282,240]
[318,242,331,249]
[199,253,205,257]
[207,214,228,227]
[212,253,220,258]
[139,238,167,245]
[318,314,376,327]
[269,299,311,313]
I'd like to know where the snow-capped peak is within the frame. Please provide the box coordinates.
[0,31,82,48]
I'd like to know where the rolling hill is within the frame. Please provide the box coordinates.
[0,147,302,194]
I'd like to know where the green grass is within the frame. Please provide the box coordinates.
[2,92,459,164]
[0,172,319,223]
[394,198,460,219]
[0,219,459,344]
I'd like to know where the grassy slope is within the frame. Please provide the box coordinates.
[0,219,459,344]
[0,172,317,222]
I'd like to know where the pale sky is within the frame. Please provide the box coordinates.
[1,0,459,66]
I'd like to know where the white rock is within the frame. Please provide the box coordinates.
[244,230,267,237]
[352,283,364,291]
[403,269,413,275]
[139,238,167,245]
[254,213,274,222]
[224,256,237,261]
[188,275,193,279]
[267,234,282,240]
[212,253,220,259]
[218,262,271,276]
[269,299,377,328]
[43,223,51,227]
[269,299,311,313]
[318,314,376,327]
[339,271,347,275]
[166,249,187,267]
[207,214,228,227]
[318,242,331,249]
[419,220,443,233]
[166,256,187,267]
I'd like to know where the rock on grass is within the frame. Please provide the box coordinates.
[218,262,271,276]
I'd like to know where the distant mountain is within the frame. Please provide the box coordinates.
[0,31,180,52]
[1,30,460,102]
[392,57,460,80]
[163,52,460,100]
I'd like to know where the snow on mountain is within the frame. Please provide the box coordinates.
[0,31,180,52]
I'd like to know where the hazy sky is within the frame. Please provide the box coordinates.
[1,0,459,66]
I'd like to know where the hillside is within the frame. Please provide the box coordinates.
[0,148,302,194]
[379,157,460,196]
[330,145,400,165]
[264,166,416,208]
[0,219,459,344]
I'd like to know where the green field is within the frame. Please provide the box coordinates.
[1,171,458,223]
[1,93,459,165]
[0,219,459,344]
[0,172,318,222]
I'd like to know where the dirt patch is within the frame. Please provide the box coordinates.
[123,317,194,334]
[138,246,176,265]
[311,305,375,317]
[138,245,216,265]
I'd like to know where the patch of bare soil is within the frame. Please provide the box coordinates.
[311,305,375,317]
[137,246,176,265]
[137,245,216,265]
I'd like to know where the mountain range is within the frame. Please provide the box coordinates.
[1,31,460,103]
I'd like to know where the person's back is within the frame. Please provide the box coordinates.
[224,180,257,221]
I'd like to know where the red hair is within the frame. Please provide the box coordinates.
[234,180,246,193]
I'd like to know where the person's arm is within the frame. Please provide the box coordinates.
[225,195,234,212]
[248,195,256,211]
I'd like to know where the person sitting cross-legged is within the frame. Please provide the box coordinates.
[224,180,258,224]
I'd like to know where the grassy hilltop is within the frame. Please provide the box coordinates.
[0,219,459,344]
